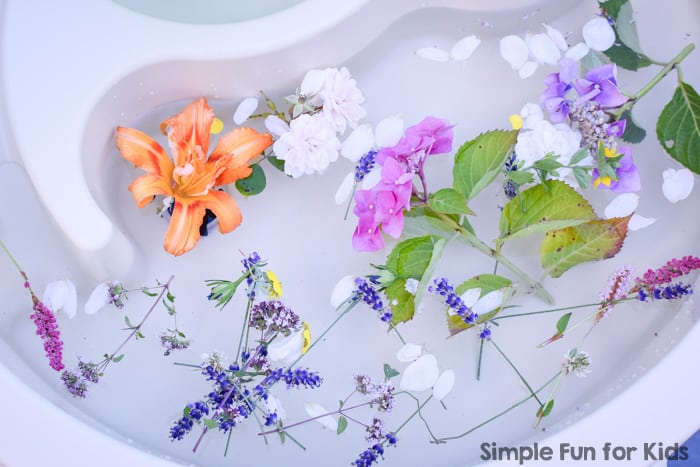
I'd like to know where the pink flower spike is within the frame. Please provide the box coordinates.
[28,288,65,372]
[632,256,700,292]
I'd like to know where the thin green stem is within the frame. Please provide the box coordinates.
[615,43,695,118]
[401,392,442,443]
[476,338,485,381]
[258,401,372,436]
[489,338,542,406]
[0,239,25,275]
[435,372,560,442]
[493,297,633,321]
[391,325,406,345]
[395,395,433,435]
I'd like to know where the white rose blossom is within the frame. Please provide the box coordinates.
[273,113,341,178]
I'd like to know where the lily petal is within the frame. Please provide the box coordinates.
[116,127,174,176]
[210,127,273,186]
[160,97,214,166]
[128,173,173,208]
[199,190,243,234]
[164,199,208,256]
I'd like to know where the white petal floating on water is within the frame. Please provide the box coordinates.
[415,46,450,62]
[500,35,529,70]
[471,290,504,316]
[604,193,639,219]
[628,214,656,231]
[396,343,423,362]
[519,102,544,130]
[233,96,259,125]
[432,369,456,401]
[544,24,568,51]
[43,279,77,319]
[527,33,561,65]
[400,354,440,392]
[341,123,374,162]
[330,274,358,308]
[304,402,338,431]
[662,168,695,203]
[264,115,289,137]
[361,166,382,190]
[450,35,481,61]
[300,68,327,97]
[565,42,590,61]
[460,288,482,309]
[267,330,304,364]
[375,114,404,148]
[334,172,356,206]
[84,282,112,315]
[518,61,539,79]
[582,17,616,51]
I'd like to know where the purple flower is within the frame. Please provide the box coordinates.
[592,145,641,193]
[27,285,65,372]
[607,120,626,138]
[574,64,628,108]
[541,58,579,123]
[376,116,453,168]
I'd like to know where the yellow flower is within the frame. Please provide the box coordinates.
[301,322,312,354]
[265,270,283,298]
[508,114,523,130]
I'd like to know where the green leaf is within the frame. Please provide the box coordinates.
[656,82,700,173]
[162,298,176,314]
[204,418,219,430]
[448,274,512,336]
[453,130,518,200]
[337,416,348,435]
[572,167,592,189]
[619,110,646,144]
[383,363,400,380]
[541,215,631,278]
[111,354,125,363]
[235,164,267,196]
[598,0,625,20]
[499,180,596,241]
[507,170,535,186]
[603,39,652,71]
[267,155,286,172]
[599,0,651,70]
[413,238,446,317]
[183,406,192,418]
[124,315,134,329]
[613,1,644,53]
[166,290,175,303]
[569,147,590,166]
[533,157,563,173]
[556,313,572,334]
[141,288,158,297]
[428,188,473,215]
[536,400,555,419]
[385,236,443,324]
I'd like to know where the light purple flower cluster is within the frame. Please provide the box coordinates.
[352,117,453,251]
[595,265,634,322]
[26,281,65,372]
[541,58,640,193]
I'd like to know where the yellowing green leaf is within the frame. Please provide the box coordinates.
[453,130,517,201]
[541,215,631,278]
[499,181,596,241]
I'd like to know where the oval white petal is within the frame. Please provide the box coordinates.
[432,369,456,401]
[267,330,304,364]
[582,17,616,51]
[500,35,529,69]
[527,33,561,65]
[604,193,639,219]
[517,61,539,79]
[460,288,482,308]
[233,96,259,125]
[330,275,357,308]
[399,354,440,392]
[565,42,590,61]
[361,166,382,190]
[374,114,404,148]
[341,124,374,162]
[472,290,504,316]
[662,168,694,203]
[450,35,481,61]
[396,343,423,362]
[43,279,77,319]
[415,47,450,62]
[629,214,656,231]
[519,102,544,129]
[300,68,327,97]
[304,402,338,431]
[84,282,112,315]
[264,115,289,137]
[544,24,568,51]
[334,172,356,205]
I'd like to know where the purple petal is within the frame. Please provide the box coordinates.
[559,58,580,84]
[585,64,617,85]
[595,80,628,107]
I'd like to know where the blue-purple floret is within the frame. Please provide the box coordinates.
[429,278,478,324]
[638,283,693,302]
[355,150,377,182]
[354,277,393,323]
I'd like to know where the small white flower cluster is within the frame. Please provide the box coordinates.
[500,18,615,79]
[233,67,366,179]
[563,349,592,378]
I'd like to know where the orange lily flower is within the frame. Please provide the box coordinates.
[116,97,273,256]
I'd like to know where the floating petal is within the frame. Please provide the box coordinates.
[565,42,590,61]
[374,114,404,148]
[396,343,422,362]
[662,168,694,203]
[604,193,639,219]
[335,172,356,205]
[43,279,77,319]
[399,354,439,392]
[582,17,615,51]
[264,115,290,137]
[628,214,656,231]
[84,282,112,315]
[341,124,374,162]
[500,35,529,69]
[450,35,481,61]
[432,369,455,401]
[330,274,358,308]
[233,96,259,125]
[544,24,568,51]
[415,47,450,62]
[304,402,338,431]
[472,290,504,315]
[527,33,561,65]
[518,61,539,79]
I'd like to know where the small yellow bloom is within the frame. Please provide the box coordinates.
[210,117,224,134]
[508,114,523,130]
[603,146,619,158]
[593,176,612,188]
[265,270,283,298]
[301,322,311,354]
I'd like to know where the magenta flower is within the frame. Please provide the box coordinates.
[592,145,641,193]
[633,256,700,292]
[26,281,65,372]
[574,64,628,108]
[376,116,453,167]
